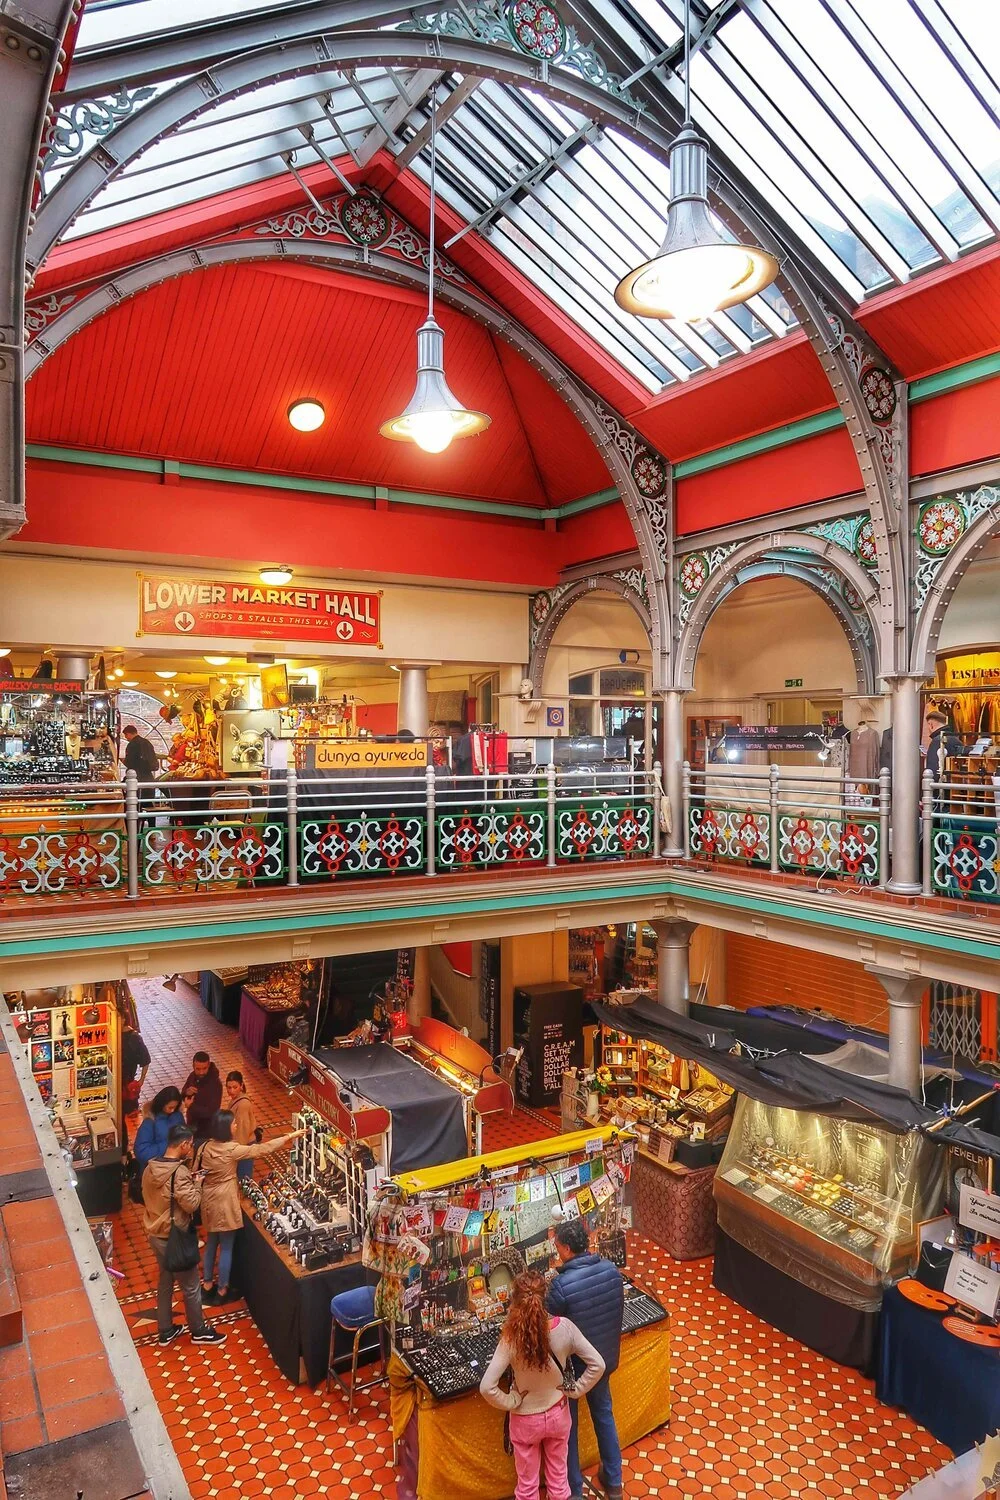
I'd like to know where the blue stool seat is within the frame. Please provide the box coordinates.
[330,1284,377,1329]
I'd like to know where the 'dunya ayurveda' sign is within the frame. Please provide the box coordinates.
[139,574,381,646]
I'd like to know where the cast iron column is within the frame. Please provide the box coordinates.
[651,918,696,1016]
[886,675,923,895]
[397,665,429,736]
[866,966,925,1096]
[662,689,686,858]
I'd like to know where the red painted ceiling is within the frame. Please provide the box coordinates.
[25,261,611,507]
[858,242,1000,380]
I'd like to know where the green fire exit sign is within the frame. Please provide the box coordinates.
[785,678,803,687]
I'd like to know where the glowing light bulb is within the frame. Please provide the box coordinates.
[630,244,756,323]
[408,410,458,454]
[287,400,325,432]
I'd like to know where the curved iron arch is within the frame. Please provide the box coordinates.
[527,575,651,696]
[676,531,882,693]
[911,505,1000,676]
[23,233,670,667]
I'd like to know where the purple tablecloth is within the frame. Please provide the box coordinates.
[238,988,302,1063]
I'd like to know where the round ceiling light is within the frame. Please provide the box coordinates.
[155,670,177,680]
[0,648,10,659]
[122,680,139,687]
[204,656,231,667]
[287,400,325,432]
[259,565,293,586]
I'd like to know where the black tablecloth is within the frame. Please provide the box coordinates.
[712,1226,878,1371]
[877,1283,1000,1455]
[232,1212,373,1385]
[199,970,243,1027]
[314,1044,468,1173]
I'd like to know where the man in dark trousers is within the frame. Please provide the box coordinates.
[181,1051,223,1142]
[547,1219,625,1500]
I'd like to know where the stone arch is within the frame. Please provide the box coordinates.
[911,504,1000,676]
[23,234,669,667]
[527,576,651,696]
[675,531,882,693]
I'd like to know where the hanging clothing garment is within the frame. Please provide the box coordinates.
[848,724,880,781]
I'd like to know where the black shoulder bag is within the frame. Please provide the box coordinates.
[164,1167,200,1272]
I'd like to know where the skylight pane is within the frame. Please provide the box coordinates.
[78,0,305,49]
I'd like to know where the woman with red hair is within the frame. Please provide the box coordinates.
[480,1270,604,1500]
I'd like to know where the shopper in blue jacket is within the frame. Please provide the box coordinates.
[547,1218,625,1500]
[133,1086,184,1168]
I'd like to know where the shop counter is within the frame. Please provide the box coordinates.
[712,1226,878,1370]
[876,1283,1000,1456]
[390,1318,671,1500]
[239,985,304,1063]
[231,1211,373,1385]
[200,968,246,1027]
[631,1154,716,1260]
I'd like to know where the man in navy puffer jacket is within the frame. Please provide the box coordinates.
[547,1219,625,1500]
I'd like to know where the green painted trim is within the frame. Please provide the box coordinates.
[675,409,845,479]
[1,872,996,962]
[909,350,1000,404]
[25,442,616,524]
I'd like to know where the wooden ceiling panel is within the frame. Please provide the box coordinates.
[25,263,611,507]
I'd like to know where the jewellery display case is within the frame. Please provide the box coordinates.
[714,1097,945,1309]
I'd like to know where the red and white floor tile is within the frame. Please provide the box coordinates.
[114,977,949,1498]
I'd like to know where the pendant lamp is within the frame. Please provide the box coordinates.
[615,0,777,322]
[381,95,490,453]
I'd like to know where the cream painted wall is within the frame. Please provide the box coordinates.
[693,577,856,701]
[938,543,1000,652]
[0,554,528,666]
[499,932,570,1051]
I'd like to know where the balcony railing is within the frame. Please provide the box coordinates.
[683,762,889,887]
[923,770,1000,906]
[0,766,661,903]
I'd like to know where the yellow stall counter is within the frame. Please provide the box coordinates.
[391,1317,671,1500]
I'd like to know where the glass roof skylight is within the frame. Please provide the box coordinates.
[57,0,1000,392]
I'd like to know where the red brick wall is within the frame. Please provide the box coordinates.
[724,933,890,1032]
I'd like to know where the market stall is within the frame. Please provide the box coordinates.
[4,981,128,1213]
[561,1010,733,1260]
[364,1126,669,1500]
[876,1140,1000,1454]
[238,962,317,1062]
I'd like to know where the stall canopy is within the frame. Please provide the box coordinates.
[592,997,1000,1156]
[314,1043,468,1174]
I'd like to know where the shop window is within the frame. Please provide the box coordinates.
[928,981,982,1060]
[569,672,594,696]
[569,701,595,736]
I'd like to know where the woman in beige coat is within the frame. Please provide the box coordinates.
[198,1109,300,1303]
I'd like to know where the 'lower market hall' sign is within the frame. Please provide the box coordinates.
[139,574,382,647]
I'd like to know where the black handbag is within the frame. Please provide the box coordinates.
[126,1153,145,1206]
[164,1167,200,1273]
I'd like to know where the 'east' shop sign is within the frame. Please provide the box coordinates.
[139,574,382,647]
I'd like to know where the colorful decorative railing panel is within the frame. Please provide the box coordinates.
[555,800,653,861]
[140,823,285,888]
[437,802,546,869]
[299,813,424,880]
[688,804,770,866]
[778,812,879,884]
[932,818,1000,905]
[0,829,124,897]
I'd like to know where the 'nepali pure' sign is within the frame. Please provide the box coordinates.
[139,574,381,647]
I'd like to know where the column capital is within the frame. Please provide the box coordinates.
[650,917,697,947]
[865,965,925,1006]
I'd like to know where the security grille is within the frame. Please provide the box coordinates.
[928,982,982,1061]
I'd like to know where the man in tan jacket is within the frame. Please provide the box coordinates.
[142,1122,226,1349]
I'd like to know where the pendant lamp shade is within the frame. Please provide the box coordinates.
[380,316,490,453]
[380,89,490,454]
[616,126,778,321]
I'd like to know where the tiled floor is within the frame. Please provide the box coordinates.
[111,977,950,1499]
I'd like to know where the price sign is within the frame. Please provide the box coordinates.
[944,1251,1000,1320]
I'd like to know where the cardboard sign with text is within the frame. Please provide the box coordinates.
[960,1183,1000,1238]
[313,740,427,772]
[944,1250,1000,1320]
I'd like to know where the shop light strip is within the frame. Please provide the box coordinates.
[0,874,996,965]
[24,350,1000,522]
